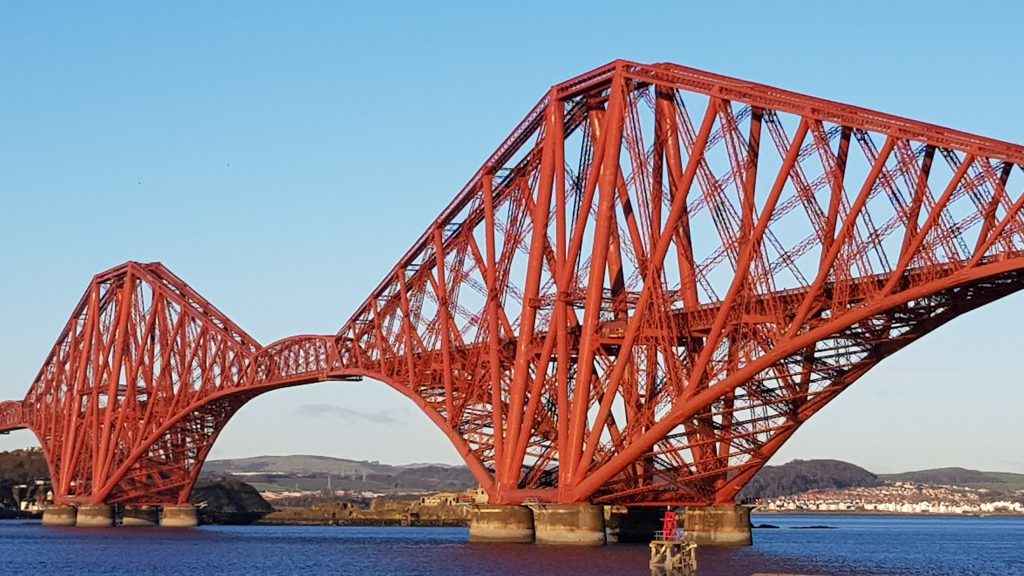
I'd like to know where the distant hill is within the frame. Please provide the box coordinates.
[203,455,395,477]
[0,449,49,484]
[200,455,476,494]
[740,460,1024,500]
[206,455,1024,498]
[880,467,1024,492]
[739,459,880,500]
[8,448,1016,500]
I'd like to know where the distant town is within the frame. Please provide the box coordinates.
[4,451,1024,523]
[758,482,1024,515]
[212,456,1024,521]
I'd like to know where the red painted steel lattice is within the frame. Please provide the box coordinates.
[3,61,1024,507]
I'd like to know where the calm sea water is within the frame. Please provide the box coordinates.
[1,514,1022,575]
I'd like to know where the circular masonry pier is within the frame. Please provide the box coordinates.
[41,505,77,527]
[121,505,160,526]
[76,505,115,527]
[160,504,199,528]
[532,504,606,546]
[468,505,535,543]
[683,505,752,546]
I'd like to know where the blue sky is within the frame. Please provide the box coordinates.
[2,2,1022,474]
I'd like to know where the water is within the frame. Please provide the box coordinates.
[1,514,1022,575]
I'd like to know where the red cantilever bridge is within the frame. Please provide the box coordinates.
[3,61,1024,512]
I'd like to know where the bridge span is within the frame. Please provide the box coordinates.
[3,60,1024,544]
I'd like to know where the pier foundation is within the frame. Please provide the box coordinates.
[532,504,606,546]
[121,505,160,526]
[41,505,77,527]
[76,505,115,527]
[468,505,534,543]
[606,505,664,543]
[161,504,199,528]
[683,505,752,546]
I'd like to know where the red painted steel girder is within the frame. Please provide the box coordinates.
[332,60,1024,505]
[0,401,22,431]
[3,61,1024,507]
[3,262,261,505]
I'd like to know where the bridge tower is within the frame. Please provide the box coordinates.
[3,61,1024,543]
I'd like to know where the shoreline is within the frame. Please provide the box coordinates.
[0,510,41,520]
[4,512,1023,527]
[753,509,1024,518]
[255,517,466,527]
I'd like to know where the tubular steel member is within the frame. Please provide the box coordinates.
[2,61,1024,518]
[330,60,1024,508]
[1,262,263,508]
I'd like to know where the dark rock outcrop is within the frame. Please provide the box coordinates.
[739,459,880,500]
[191,479,273,525]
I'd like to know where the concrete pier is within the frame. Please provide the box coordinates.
[76,505,115,527]
[532,504,606,546]
[41,505,77,527]
[606,505,664,543]
[468,505,534,543]
[121,505,160,526]
[161,504,199,528]
[683,505,752,546]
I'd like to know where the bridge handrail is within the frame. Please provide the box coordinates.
[249,334,339,385]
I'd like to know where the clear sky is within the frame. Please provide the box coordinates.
[1,1,1022,474]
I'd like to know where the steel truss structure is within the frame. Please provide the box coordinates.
[3,61,1024,507]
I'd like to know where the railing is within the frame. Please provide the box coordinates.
[249,335,339,386]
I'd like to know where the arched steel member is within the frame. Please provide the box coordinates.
[327,60,1024,509]
[2,62,1024,528]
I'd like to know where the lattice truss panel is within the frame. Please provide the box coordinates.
[336,61,1024,505]
[4,61,1024,508]
[18,263,260,505]
[0,401,21,431]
